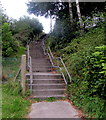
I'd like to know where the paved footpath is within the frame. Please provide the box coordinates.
[28,101,82,118]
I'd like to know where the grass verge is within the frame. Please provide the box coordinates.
[2,47,31,118]
[2,82,30,118]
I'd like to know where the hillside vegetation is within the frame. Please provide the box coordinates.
[48,24,106,118]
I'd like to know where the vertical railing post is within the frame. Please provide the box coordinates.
[21,55,26,95]
[29,56,33,95]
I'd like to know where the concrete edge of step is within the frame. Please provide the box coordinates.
[26,73,62,76]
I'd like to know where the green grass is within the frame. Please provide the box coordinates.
[2,49,31,118]
[45,97,56,102]
[2,83,30,118]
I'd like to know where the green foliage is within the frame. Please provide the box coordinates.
[16,46,26,57]
[14,16,43,45]
[45,97,56,102]
[2,23,19,57]
[83,45,106,98]
[68,84,106,118]
[48,18,78,50]
[49,25,106,118]
[83,11,105,30]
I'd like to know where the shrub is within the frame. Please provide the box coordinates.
[2,23,19,57]
[83,45,106,98]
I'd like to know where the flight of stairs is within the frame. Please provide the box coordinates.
[26,41,66,99]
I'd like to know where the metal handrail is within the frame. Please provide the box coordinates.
[48,47,54,59]
[27,45,30,68]
[47,47,72,84]
[59,57,72,83]
[47,49,54,66]
[42,40,46,55]
[29,56,33,95]
[59,67,67,85]
[27,44,33,95]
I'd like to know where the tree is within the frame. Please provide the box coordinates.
[2,23,18,57]
[13,16,43,45]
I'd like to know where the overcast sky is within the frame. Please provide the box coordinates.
[1,0,55,33]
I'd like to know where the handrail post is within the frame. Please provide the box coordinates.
[21,55,26,96]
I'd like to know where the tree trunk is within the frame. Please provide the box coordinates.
[50,15,52,33]
[68,0,73,23]
[76,0,83,29]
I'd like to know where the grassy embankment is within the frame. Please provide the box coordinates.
[2,47,31,118]
[48,25,106,118]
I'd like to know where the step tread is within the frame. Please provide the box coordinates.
[32,89,66,91]
[28,83,65,86]
[27,79,64,80]
[31,95,66,98]
[26,73,61,76]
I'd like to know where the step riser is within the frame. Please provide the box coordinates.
[30,95,66,99]
[32,69,52,72]
[26,75,62,79]
[32,65,52,67]
[33,75,62,79]
[32,80,64,84]
[29,85,65,89]
[32,62,51,64]
[32,67,52,70]
[32,61,51,64]
[32,91,65,96]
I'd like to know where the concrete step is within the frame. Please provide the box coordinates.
[32,66,53,68]
[26,73,62,79]
[32,67,52,71]
[32,63,51,66]
[30,94,66,99]
[32,69,52,72]
[32,89,65,96]
[28,84,66,89]
[32,60,51,63]
[27,79,64,84]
